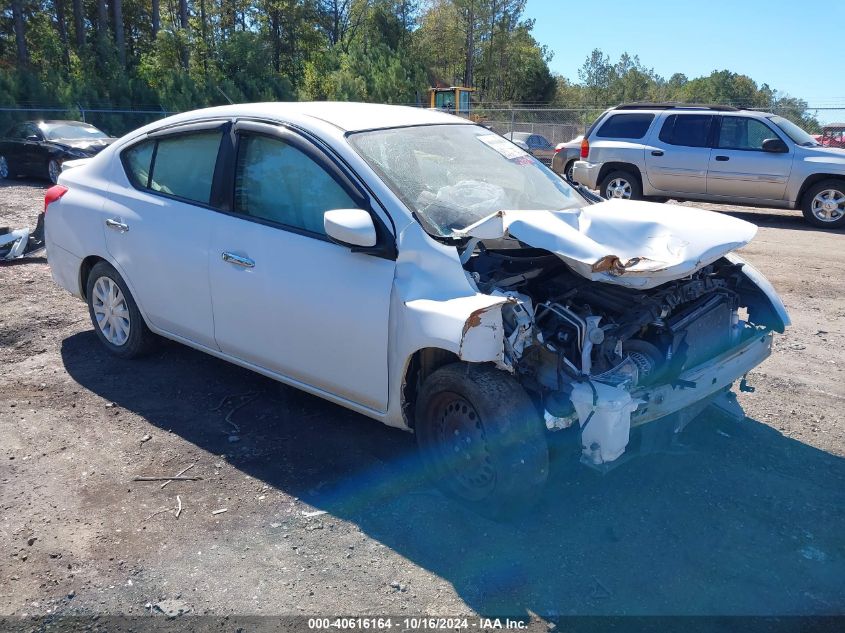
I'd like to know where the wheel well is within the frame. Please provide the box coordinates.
[79,255,106,300]
[797,174,845,207]
[401,348,459,429]
[597,162,643,189]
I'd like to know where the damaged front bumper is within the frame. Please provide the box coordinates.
[568,330,772,467]
[630,330,772,427]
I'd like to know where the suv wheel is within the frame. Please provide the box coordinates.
[0,155,10,179]
[415,363,549,519]
[86,261,156,358]
[802,180,845,228]
[600,170,642,200]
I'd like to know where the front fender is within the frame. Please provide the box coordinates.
[726,253,790,332]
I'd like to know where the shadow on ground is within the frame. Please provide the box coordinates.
[61,332,845,617]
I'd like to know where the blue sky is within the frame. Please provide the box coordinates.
[524,0,845,111]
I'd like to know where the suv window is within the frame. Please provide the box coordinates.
[595,113,654,139]
[658,114,713,147]
[122,131,223,204]
[717,117,778,151]
[234,133,359,237]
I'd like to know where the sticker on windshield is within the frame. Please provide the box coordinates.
[477,134,530,160]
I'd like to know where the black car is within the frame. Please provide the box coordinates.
[0,120,115,184]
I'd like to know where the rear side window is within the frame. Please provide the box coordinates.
[234,133,360,237]
[595,113,654,139]
[122,131,223,205]
[658,114,713,147]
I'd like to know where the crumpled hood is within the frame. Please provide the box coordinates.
[456,199,758,289]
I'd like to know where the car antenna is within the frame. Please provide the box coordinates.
[216,86,234,104]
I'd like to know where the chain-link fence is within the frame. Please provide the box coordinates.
[2,103,844,146]
[0,106,174,137]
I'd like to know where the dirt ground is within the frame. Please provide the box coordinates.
[1,180,843,623]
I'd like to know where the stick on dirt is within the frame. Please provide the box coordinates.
[175,495,182,519]
[161,463,196,489]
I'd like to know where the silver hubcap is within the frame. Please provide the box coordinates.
[811,189,845,223]
[48,160,60,184]
[92,276,131,346]
[0,156,8,179]
[606,178,632,199]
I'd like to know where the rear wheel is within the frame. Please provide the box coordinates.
[0,155,10,179]
[47,159,60,184]
[600,170,642,200]
[802,180,845,228]
[564,160,576,183]
[85,261,156,359]
[415,363,549,519]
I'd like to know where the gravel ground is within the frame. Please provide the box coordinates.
[1,181,843,623]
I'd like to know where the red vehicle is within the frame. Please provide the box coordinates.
[819,123,845,148]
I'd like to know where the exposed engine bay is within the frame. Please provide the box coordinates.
[463,245,781,467]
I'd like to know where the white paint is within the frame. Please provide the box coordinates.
[457,200,758,289]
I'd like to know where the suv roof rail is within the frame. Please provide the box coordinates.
[614,102,740,112]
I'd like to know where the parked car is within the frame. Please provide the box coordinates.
[0,120,115,184]
[506,132,556,165]
[572,103,845,228]
[45,103,789,517]
[551,135,583,181]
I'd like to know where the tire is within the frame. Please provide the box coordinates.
[599,169,642,201]
[415,363,549,519]
[47,159,61,184]
[564,160,576,183]
[0,155,10,180]
[801,179,845,229]
[85,261,156,359]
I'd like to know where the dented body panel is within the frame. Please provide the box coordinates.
[457,201,758,289]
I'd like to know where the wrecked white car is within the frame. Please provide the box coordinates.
[44,103,789,516]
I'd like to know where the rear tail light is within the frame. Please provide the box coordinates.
[580,138,590,159]
[553,147,562,154]
[44,185,68,213]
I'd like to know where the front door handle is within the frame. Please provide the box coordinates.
[222,252,255,268]
[651,150,664,156]
[105,218,129,232]
[714,155,730,162]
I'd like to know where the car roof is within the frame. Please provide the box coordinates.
[155,102,466,133]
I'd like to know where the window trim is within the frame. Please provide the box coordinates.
[713,115,789,153]
[119,122,230,210]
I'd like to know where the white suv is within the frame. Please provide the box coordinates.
[573,104,845,228]
[45,103,788,517]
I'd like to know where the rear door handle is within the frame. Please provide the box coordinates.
[714,155,730,162]
[651,150,664,156]
[105,218,129,232]
[222,252,255,268]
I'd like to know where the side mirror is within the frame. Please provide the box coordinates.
[762,138,788,153]
[26,134,40,141]
[324,209,377,249]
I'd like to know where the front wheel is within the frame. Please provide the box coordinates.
[802,180,845,228]
[599,170,642,200]
[85,261,156,358]
[415,363,549,519]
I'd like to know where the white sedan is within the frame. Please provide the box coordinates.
[45,102,789,517]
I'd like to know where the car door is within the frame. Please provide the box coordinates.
[208,121,395,412]
[644,114,714,193]
[22,123,47,174]
[528,135,555,165]
[102,121,226,348]
[706,116,794,201]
